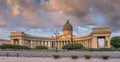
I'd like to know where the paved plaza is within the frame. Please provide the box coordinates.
[0,51,119,62]
[0,57,120,62]
[0,51,120,58]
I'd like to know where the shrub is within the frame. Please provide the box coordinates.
[62,43,84,50]
[35,46,48,49]
[53,54,60,59]
[20,45,30,49]
[87,48,117,51]
[0,44,13,49]
[70,54,79,59]
[84,54,91,59]
[101,55,109,60]
[0,44,30,50]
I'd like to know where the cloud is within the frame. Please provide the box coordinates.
[89,0,120,32]
[41,0,120,32]
[0,0,120,38]
[6,0,39,20]
[41,0,98,26]
[40,0,90,17]
[41,0,120,36]
[0,0,97,28]
[0,18,6,27]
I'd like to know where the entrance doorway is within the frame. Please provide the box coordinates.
[97,37,105,48]
[13,39,19,45]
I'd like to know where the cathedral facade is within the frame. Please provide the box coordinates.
[10,20,111,49]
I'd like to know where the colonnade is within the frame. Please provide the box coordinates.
[21,38,92,49]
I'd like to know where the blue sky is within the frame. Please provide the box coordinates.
[90,7,105,22]
[0,0,120,39]
[35,0,41,3]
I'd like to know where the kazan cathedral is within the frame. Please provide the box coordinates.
[10,20,111,49]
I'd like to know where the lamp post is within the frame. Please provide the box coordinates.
[54,31,59,52]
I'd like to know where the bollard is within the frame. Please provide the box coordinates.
[16,53,19,57]
[7,53,9,57]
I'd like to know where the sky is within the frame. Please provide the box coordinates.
[0,0,120,39]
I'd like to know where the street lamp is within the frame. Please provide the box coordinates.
[54,30,59,52]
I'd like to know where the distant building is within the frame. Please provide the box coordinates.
[10,20,111,49]
[0,38,10,45]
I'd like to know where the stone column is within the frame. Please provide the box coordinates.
[91,36,98,48]
[55,41,57,48]
[42,41,44,46]
[57,41,59,49]
[64,41,65,46]
[81,41,83,46]
[59,41,61,49]
[43,41,45,46]
[88,40,90,48]
[47,41,48,47]
[59,41,60,49]
[69,41,71,44]
[90,39,92,48]
[62,41,63,46]
[39,41,41,46]
[40,40,42,46]
[36,41,38,46]
[84,40,86,48]
[87,40,89,48]
[61,41,63,49]
[77,40,80,44]
[77,41,79,44]
[84,41,86,47]
[44,41,46,46]
[66,41,68,44]
[79,41,81,44]
[47,41,49,48]
[82,41,84,47]
[34,41,36,47]
[30,40,33,48]
[11,39,14,45]
[86,40,88,48]
[32,41,35,48]
[19,39,24,45]
[62,41,64,46]
[50,41,52,48]
[45,41,47,46]
[89,39,91,48]
[38,41,40,46]
[37,41,39,46]
[41,41,43,46]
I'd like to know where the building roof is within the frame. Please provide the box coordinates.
[0,38,10,42]
[63,20,73,28]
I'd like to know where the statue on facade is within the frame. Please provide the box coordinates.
[105,40,108,47]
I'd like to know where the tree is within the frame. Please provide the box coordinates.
[62,43,84,50]
[111,36,120,48]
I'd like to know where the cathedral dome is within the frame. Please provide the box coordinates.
[63,20,73,30]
